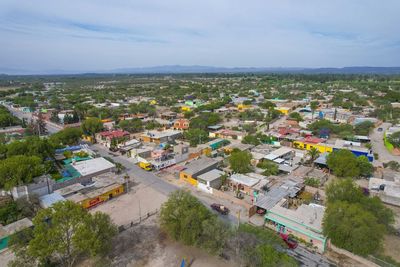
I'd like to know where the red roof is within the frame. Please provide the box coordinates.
[278,127,300,136]
[99,130,130,138]
[303,136,325,144]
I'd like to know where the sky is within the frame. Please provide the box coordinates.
[0,0,400,73]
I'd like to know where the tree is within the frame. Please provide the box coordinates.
[160,190,230,255]
[388,131,400,148]
[229,150,252,173]
[26,113,47,136]
[357,156,373,177]
[160,190,211,245]
[310,101,319,120]
[326,178,364,204]
[25,201,116,267]
[354,121,375,135]
[50,111,60,124]
[326,149,360,178]
[190,113,221,130]
[242,135,261,146]
[50,128,83,147]
[81,117,103,140]
[0,155,44,190]
[253,244,298,267]
[307,147,320,167]
[184,128,208,146]
[199,216,229,255]
[118,119,143,133]
[289,112,303,122]
[257,160,279,176]
[323,201,385,256]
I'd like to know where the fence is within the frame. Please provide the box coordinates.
[329,245,380,267]
[117,209,159,233]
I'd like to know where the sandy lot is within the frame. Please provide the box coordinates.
[108,217,235,267]
[91,183,168,226]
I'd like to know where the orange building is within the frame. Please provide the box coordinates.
[173,119,190,130]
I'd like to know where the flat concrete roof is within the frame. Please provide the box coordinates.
[71,157,115,177]
[197,169,225,182]
[266,199,326,241]
[182,157,222,176]
[229,173,260,187]
[39,192,66,208]
[0,218,33,238]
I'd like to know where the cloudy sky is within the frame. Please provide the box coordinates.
[0,0,399,73]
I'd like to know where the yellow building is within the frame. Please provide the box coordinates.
[237,104,251,111]
[68,183,124,209]
[293,140,333,153]
[179,157,221,186]
[179,171,199,186]
[274,107,291,115]
[150,100,158,105]
[181,106,191,112]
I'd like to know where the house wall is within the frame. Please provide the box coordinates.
[293,141,333,153]
[198,182,213,194]
[264,216,326,253]
[79,184,124,209]
[179,172,199,186]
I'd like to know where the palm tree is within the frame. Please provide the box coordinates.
[307,147,320,168]
[310,101,319,120]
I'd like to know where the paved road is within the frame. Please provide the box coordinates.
[5,105,63,134]
[92,143,335,266]
[370,122,399,165]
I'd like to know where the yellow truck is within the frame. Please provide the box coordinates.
[138,161,152,171]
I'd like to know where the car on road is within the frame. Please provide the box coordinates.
[210,203,229,215]
[378,127,383,132]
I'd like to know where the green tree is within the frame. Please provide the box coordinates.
[199,216,229,255]
[257,160,279,176]
[229,150,252,173]
[118,118,143,133]
[310,101,319,120]
[357,156,373,177]
[50,128,83,146]
[326,178,364,204]
[81,117,103,140]
[242,135,261,146]
[253,244,298,267]
[0,155,44,190]
[326,149,360,178]
[388,131,400,148]
[26,201,116,267]
[354,121,375,135]
[160,190,211,245]
[289,112,303,122]
[323,201,385,256]
[184,128,208,146]
[307,147,320,167]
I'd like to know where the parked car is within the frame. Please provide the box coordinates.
[280,233,298,249]
[210,203,229,215]
[378,127,383,132]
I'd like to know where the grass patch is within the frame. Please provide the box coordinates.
[384,133,395,152]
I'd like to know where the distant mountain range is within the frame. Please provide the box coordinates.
[1,65,400,76]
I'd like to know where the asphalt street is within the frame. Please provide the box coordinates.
[371,122,400,165]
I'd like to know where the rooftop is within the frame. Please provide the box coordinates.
[182,157,222,176]
[71,157,115,177]
[229,173,260,187]
[267,199,326,237]
[142,130,181,139]
[197,169,225,182]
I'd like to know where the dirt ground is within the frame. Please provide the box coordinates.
[107,216,236,267]
[90,183,168,226]
[383,235,400,262]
